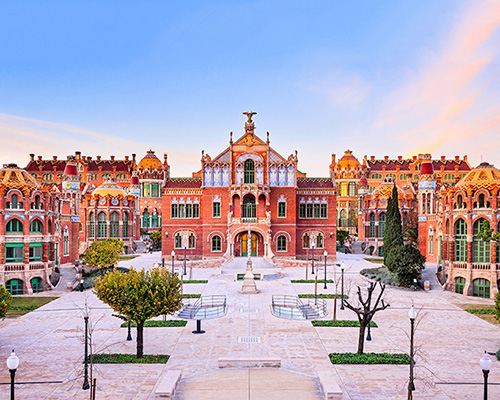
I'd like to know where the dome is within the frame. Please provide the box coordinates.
[0,164,39,192]
[138,150,163,171]
[92,178,127,198]
[455,162,500,193]
[336,150,361,171]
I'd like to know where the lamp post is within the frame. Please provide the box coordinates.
[480,351,492,400]
[171,250,175,273]
[408,305,417,398]
[79,279,84,292]
[340,265,345,310]
[323,250,328,289]
[126,321,132,341]
[7,350,19,400]
[82,306,90,390]
[310,232,316,275]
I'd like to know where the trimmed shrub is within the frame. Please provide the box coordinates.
[329,352,410,365]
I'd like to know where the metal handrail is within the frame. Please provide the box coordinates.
[177,295,227,320]
[271,295,327,319]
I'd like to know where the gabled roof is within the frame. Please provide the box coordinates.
[164,178,202,189]
[297,177,334,189]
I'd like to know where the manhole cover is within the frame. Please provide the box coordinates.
[237,336,262,343]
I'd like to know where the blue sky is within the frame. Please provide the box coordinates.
[1,0,499,176]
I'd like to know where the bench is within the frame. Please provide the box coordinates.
[218,357,281,368]
[155,370,182,399]
[317,370,343,400]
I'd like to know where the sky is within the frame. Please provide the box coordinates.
[1,0,500,177]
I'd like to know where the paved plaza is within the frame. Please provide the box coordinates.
[0,253,498,399]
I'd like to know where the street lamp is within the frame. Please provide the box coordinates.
[126,321,132,341]
[171,250,175,273]
[310,233,316,275]
[82,306,90,390]
[340,265,345,310]
[79,279,84,292]
[408,305,417,397]
[323,250,328,289]
[480,351,492,400]
[366,281,372,341]
[7,350,19,400]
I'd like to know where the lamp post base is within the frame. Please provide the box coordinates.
[192,320,205,334]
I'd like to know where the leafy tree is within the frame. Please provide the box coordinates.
[150,229,162,250]
[383,185,403,265]
[477,221,499,247]
[495,291,500,323]
[343,281,390,355]
[0,286,12,318]
[385,244,426,287]
[94,267,182,358]
[336,229,350,246]
[83,239,124,272]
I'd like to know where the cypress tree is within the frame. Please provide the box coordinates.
[383,185,404,265]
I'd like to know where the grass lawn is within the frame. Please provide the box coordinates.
[291,279,334,284]
[120,320,187,328]
[7,296,59,318]
[364,258,384,264]
[298,294,348,299]
[329,352,409,364]
[183,280,208,284]
[312,320,377,327]
[91,354,169,364]
[118,255,139,261]
[182,294,201,298]
[457,303,498,325]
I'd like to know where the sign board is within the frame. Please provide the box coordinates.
[310,232,317,249]
[418,180,436,190]
[182,232,189,249]
[71,216,80,222]
[418,215,427,222]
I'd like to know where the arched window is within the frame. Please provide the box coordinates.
[110,212,120,238]
[472,218,490,263]
[244,159,255,184]
[455,277,465,294]
[6,219,23,233]
[348,182,356,197]
[302,233,310,249]
[89,212,95,237]
[122,213,129,238]
[31,277,42,293]
[477,193,486,208]
[97,212,107,238]
[33,195,41,210]
[189,233,196,248]
[317,234,324,249]
[369,213,376,238]
[454,219,467,262]
[175,232,196,249]
[6,279,24,295]
[340,182,348,197]
[8,194,19,209]
[143,209,150,228]
[152,210,159,228]
[277,235,287,252]
[456,195,463,209]
[472,278,490,298]
[30,219,43,233]
[378,212,386,238]
[339,209,347,227]
[242,197,256,218]
[211,235,222,252]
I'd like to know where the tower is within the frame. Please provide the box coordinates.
[62,156,81,214]
[417,154,438,261]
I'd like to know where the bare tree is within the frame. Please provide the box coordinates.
[343,281,390,355]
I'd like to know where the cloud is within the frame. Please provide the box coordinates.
[373,0,500,162]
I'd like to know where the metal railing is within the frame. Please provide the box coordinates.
[271,295,327,320]
[472,263,491,270]
[176,295,227,320]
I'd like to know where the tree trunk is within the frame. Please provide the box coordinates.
[333,296,337,322]
[136,321,144,358]
[357,321,366,355]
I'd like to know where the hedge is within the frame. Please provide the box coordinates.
[298,294,348,299]
[312,320,377,327]
[90,354,169,364]
[120,320,187,328]
[329,352,410,364]
[291,279,334,283]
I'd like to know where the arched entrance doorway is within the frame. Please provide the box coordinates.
[241,233,257,256]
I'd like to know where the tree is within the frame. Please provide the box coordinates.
[383,185,403,265]
[477,221,499,247]
[150,229,162,250]
[93,267,182,358]
[343,281,390,355]
[83,239,124,272]
[0,286,12,319]
[336,229,350,246]
[385,244,426,287]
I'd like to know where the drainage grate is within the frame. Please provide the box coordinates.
[240,308,259,313]
[237,336,262,344]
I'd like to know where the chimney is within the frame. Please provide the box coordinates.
[132,153,137,162]
[384,156,389,161]
[455,156,459,161]
[38,155,42,161]
[463,155,467,161]
[398,155,402,161]
[412,156,417,161]
[97,155,101,161]
[164,154,168,164]
[441,156,445,161]
[125,156,129,161]
[87,156,92,161]
[82,155,87,161]
[75,151,81,160]
[53,156,57,161]
[29,153,35,161]
[370,156,375,161]
[110,155,115,161]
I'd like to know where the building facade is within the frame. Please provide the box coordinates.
[161,113,337,260]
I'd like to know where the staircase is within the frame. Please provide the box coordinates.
[133,240,147,254]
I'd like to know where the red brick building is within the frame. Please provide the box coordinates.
[161,113,337,261]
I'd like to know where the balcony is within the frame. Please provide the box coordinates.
[472,263,491,270]
[453,262,467,269]
[4,263,25,271]
[230,217,270,226]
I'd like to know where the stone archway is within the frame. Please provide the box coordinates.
[234,230,264,257]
